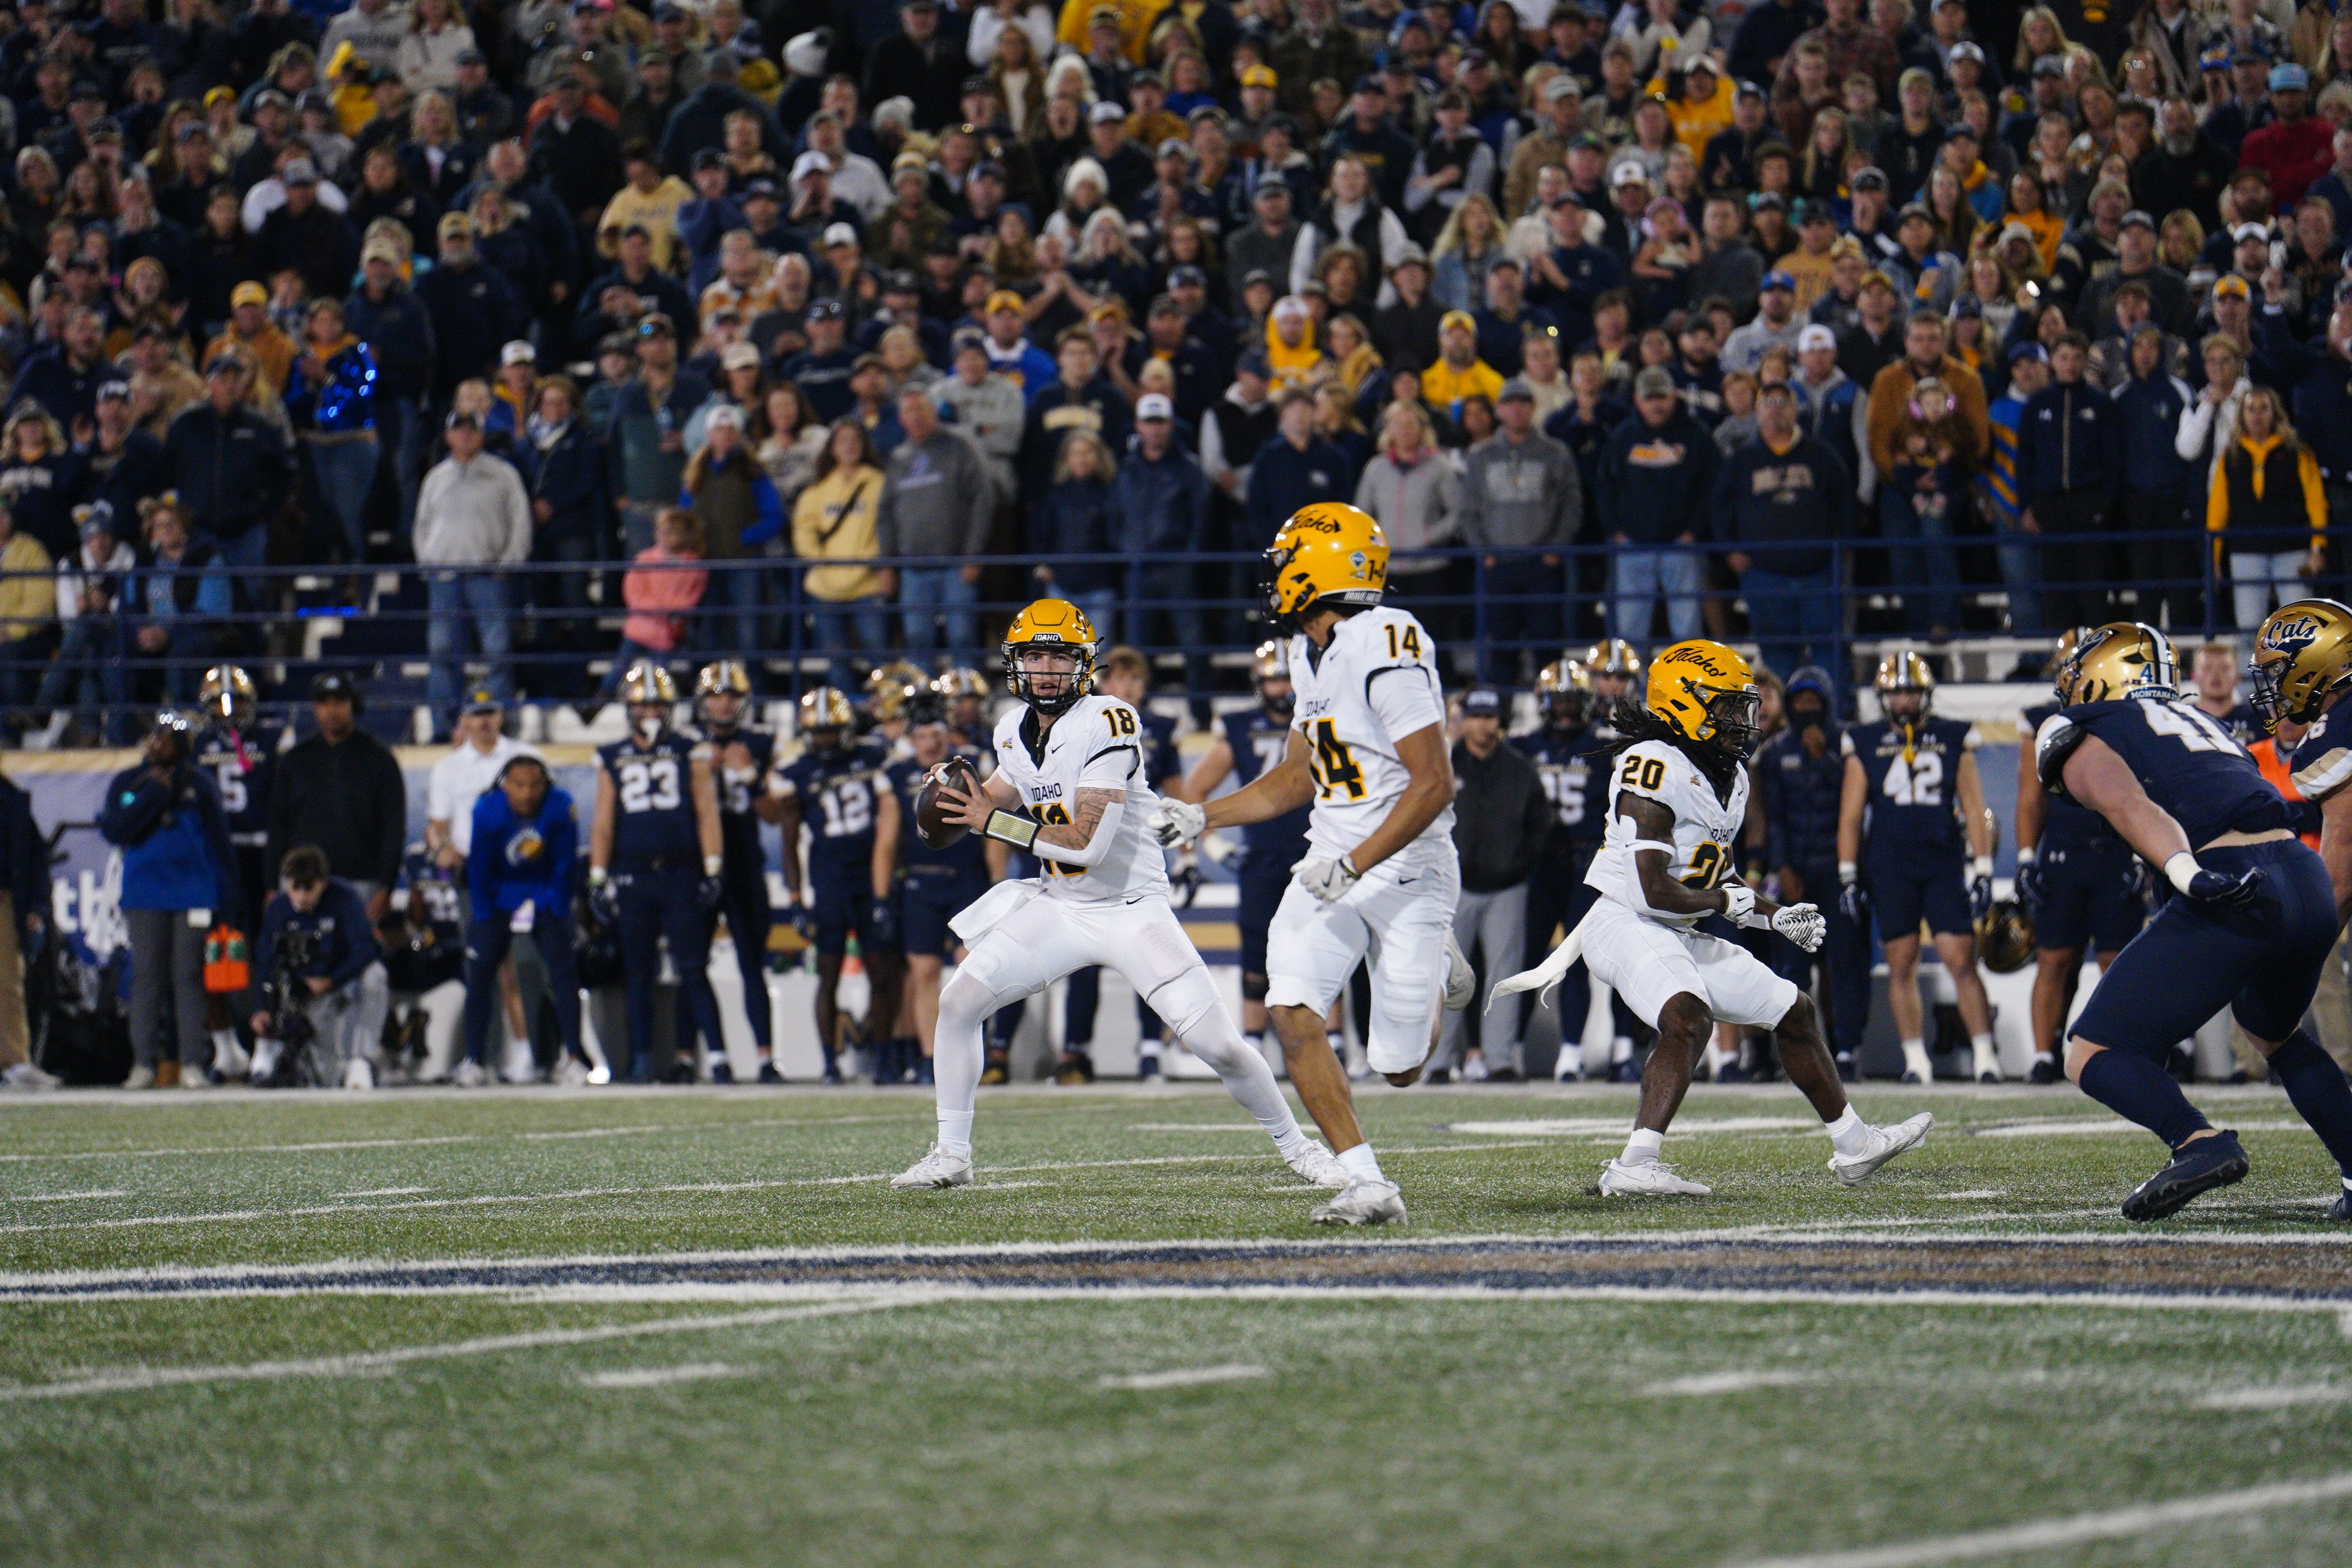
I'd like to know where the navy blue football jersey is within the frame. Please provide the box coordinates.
[1219,709,1310,859]
[1513,725,1612,855]
[696,722,776,859]
[194,722,284,844]
[887,748,990,876]
[598,729,708,862]
[1843,715,1975,858]
[398,842,466,937]
[2290,701,2352,804]
[2021,701,2120,851]
[773,739,892,876]
[1139,709,1183,794]
[2041,696,2293,848]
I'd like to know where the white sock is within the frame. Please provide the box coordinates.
[1325,1030,1345,1058]
[1901,1038,1932,1080]
[1825,1106,1873,1156]
[2033,1049,2056,1067]
[1970,1032,1999,1077]
[1702,1040,1730,1076]
[1555,1042,1581,1079]
[1611,1035,1634,1065]
[933,974,989,1158]
[1620,1127,1665,1166]
[1336,1142,1385,1183]
[937,1109,974,1157]
[1137,1038,1162,1060]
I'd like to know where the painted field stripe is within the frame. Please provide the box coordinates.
[1654,1370,1816,1396]
[1451,1118,1818,1137]
[1722,1469,2352,1568]
[576,1362,751,1390]
[1098,1364,1266,1390]
[2195,1385,2352,1411]
[1926,1191,2008,1201]
[0,1297,903,1402]
[331,1187,431,1199]
[9,1190,128,1202]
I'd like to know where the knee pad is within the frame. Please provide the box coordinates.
[1147,965,1246,1073]
[1241,972,1268,1004]
[1363,952,1439,1075]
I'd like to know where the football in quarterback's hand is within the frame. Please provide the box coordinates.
[916,756,982,850]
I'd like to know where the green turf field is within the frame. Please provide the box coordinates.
[3,1081,2349,1568]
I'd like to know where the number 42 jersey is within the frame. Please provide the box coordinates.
[1584,739,1744,928]
[1284,606,1455,865]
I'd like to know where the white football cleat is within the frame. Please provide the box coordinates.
[1828,1112,1935,1187]
[450,1058,488,1088]
[891,1144,974,1189]
[211,1033,251,1079]
[556,1056,592,1088]
[1284,1140,1349,1188]
[245,1038,281,1085]
[1597,1158,1713,1196]
[0,1061,61,1091]
[585,1061,612,1085]
[1311,1177,1406,1225]
[1442,930,1475,1012]
[342,1057,375,1091]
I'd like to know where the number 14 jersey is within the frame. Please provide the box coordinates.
[1284,606,1455,867]
[1585,739,1744,929]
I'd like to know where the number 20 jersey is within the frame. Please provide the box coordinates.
[1584,739,1744,929]
[1284,606,1455,865]
[597,731,710,863]
[989,693,1168,904]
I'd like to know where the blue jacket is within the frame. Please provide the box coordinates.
[514,417,609,548]
[1030,477,1121,593]
[1242,434,1352,545]
[284,340,377,435]
[1596,407,1718,545]
[341,280,436,401]
[1754,722,1846,873]
[8,347,108,428]
[2015,378,2123,502]
[1110,444,1212,555]
[415,259,527,399]
[2112,369,2197,494]
[99,760,237,918]
[675,195,745,294]
[2258,306,2352,483]
[1713,432,1853,575]
[255,877,378,988]
[162,401,294,542]
[467,783,579,924]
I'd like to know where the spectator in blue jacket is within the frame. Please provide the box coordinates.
[415,212,529,404]
[1595,364,1716,643]
[1030,427,1122,641]
[514,375,609,671]
[1243,386,1352,545]
[99,710,238,1087]
[344,238,437,538]
[126,494,232,704]
[2016,331,2124,627]
[1111,393,1213,708]
[1750,665,1871,1077]
[160,354,295,572]
[8,306,110,428]
[2259,297,2352,582]
[251,842,389,1089]
[283,298,379,568]
[463,753,591,1082]
[2111,325,2203,628]
[1714,382,1852,676]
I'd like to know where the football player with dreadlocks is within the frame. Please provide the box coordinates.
[2041,619,2352,1221]
[1510,638,1931,1197]
[892,599,1343,1196]
[1836,651,2002,1084]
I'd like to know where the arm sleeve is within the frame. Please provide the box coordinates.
[325,886,378,986]
[1025,793,1127,869]
[99,771,173,846]
[2177,395,2214,461]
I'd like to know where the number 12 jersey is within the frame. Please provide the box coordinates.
[1283,606,1453,867]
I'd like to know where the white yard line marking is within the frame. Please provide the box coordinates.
[1450,1117,1818,1137]
[1723,1469,2352,1568]
[330,1187,431,1198]
[576,1362,751,1390]
[1097,1363,1266,1391]
[0,1297,905,1401]
[1927,1191,2008,1201]
[2195,1385,2352,1411]
[8,1190,127,1203]
[1654,1370,1816,1396]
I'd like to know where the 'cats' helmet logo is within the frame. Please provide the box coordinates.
[1001,598,1098,715]
[1264,502,1389,627]
[2056,621,2177,706]
[1874,648,1936,725]
[198,664,257,728]
[1976,897,2034,974]
[1646,639,1762,758]
[505,827,546,866]
[1536,657,1593,729]
[619,661,678,707]
[2250,598,2352,732]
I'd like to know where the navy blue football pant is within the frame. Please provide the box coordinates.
[703,858,771,1049]
[1525,859,1638,1052]
[1768,859,1869,1057]
[464,906,581,1067]
[615,862,725,1079]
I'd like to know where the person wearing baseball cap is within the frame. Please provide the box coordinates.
[1598,363,1713,641]
[2241,60,2332,209]
[270,666,406,930]
[1722,269,1803,374]
[204,279,298,400]
[1790,321,1858,474]
[1425,306,1504,410]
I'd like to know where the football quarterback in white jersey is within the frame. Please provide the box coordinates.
[1151,503,1475,1226]
[891,599,1344,1194]
[1576,639,1932,1196]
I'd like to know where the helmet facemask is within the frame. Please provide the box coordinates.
[1009,642,1090,715]
[1702,685,1763,759]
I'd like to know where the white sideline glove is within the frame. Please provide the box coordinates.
[1292,854,1361,903]
[1771,903,1826,952]
[1148,799,1205,847]
[1719,881,1757,924]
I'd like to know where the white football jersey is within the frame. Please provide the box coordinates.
[990,693,1170,903]
[1584,737,1746,928]
[1286,606,1455,863]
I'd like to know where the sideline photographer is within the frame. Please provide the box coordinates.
[251,844,389,1089]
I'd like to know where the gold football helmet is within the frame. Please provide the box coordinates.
[1536,657,1594,728]
[1001,598,1098,714]
[865,659,929,724]
[1583,638,1643,680]
[1976,898,2034,974]
[1264,502,1389,626]
[797,685,854,751]
[1874,649,1935,724]
[2056,621,2177,706]
[1250,639,1294,717]
[1647,639,1762,758]
[2249,598,2352,732]
[930,667,989,702]
[619,661,678,707]
[198,664,257,728]
[695,660,752,723]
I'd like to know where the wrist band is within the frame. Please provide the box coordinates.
[2164,851,2200,895]
[984,810,1039,850]
[1838,860,1857,883]
[588,867,608,886]
[704,855,723,877]
[2016,846,2036,864]
[1971,855,1994,880]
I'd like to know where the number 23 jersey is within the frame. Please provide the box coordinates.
[1584,739,1744,929]
[1285,606,1455,865]
[990,693,1169,904]
[597,731,710,862]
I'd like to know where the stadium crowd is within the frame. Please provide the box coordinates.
[0,0,2351,742]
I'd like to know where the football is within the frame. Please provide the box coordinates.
[915,755,982,850]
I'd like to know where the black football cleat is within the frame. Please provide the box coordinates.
[1054,1050,1095,1085]
[1487,1066,1526,1083]
[2028,1057,2065,1085]
[1834,1051,1858,1084]
[978,1048,1011,1087]
[709,1061,735,1085]
[1423,1066,1451,1085]
[2328,1188,2350,1223]
[756,1060,785,1085]
[2122,1132,2248,1223]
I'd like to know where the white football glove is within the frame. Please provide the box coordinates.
[1771,902,1826,952]
[1148,799,1205,848]
[1720,881,1757,924]
[1292,854,1362,903]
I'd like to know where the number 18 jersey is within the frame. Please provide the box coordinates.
[990,694,1169,904]
[1285,606,1454,865]
[1584,738,1746,929]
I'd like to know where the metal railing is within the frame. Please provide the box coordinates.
[0,525,2311,740]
